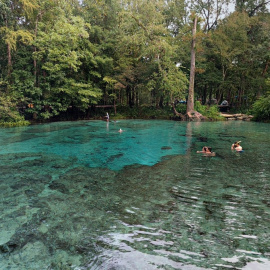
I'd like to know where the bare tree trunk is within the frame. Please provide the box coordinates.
[34,11,44,88]
[172,102,185,120]
[5,15,12,82]
[185,16,207,121]
[34,13,40,86]
[171,16,206,121]
[186,16,197,113]
[7,43,12,79]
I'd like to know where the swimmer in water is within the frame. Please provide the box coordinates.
[231,141,243,152]
[105,112,109,122]
[197,146,216,156]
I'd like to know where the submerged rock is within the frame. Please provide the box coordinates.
[0,241,18,253]
[198,136,208,142]
[48,182,69,194]
[221,113,254,121]
[161,146,172,150]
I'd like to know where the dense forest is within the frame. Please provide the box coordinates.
[0,0,270,124]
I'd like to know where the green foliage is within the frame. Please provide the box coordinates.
[0,0,269,122]
[0,120,30,127]
[0,94,29,126]
[252,94,270,121]
[160,60,189,103]
[195,101,225,120]
[29,10,105,120]
[175,104,187,114]
[115,105,173,119]
[0,28,34,51]
[34,16,89,73]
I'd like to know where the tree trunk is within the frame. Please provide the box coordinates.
[172,102,185,120]
[34,12,41,86]
[159,95,164,108]
[5,15,12,82]
[171,16,206,121]
[202,85,207,105]
[186,16,197,113]
[7,43,12,80]
[185,16,207,121]
[126,86,130,106]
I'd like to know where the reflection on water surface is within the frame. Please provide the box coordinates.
[0,120,269,270]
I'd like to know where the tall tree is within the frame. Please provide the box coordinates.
[0,0,38,80]
[188,0,232,32]
[113,0,188,108]
[186,15,197,113]
[33,10,103,118]
[235,0,270,16]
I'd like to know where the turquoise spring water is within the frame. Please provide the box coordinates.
[0,119,269,270]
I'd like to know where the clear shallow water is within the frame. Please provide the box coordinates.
[0,120,269,270]
[0,120,188,171]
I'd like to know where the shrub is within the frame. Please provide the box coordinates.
[252,95,270,121]
[0,94,30,127]
[175,104,187,114]
[195,101,224,121]
[0,120,30,127]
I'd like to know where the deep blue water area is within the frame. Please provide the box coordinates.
[0,120,269,270]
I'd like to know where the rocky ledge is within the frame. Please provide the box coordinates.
[221,113,254,121]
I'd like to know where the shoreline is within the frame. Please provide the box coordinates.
[220,113,254,121]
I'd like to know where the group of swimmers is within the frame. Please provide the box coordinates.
[197,141,243,156]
